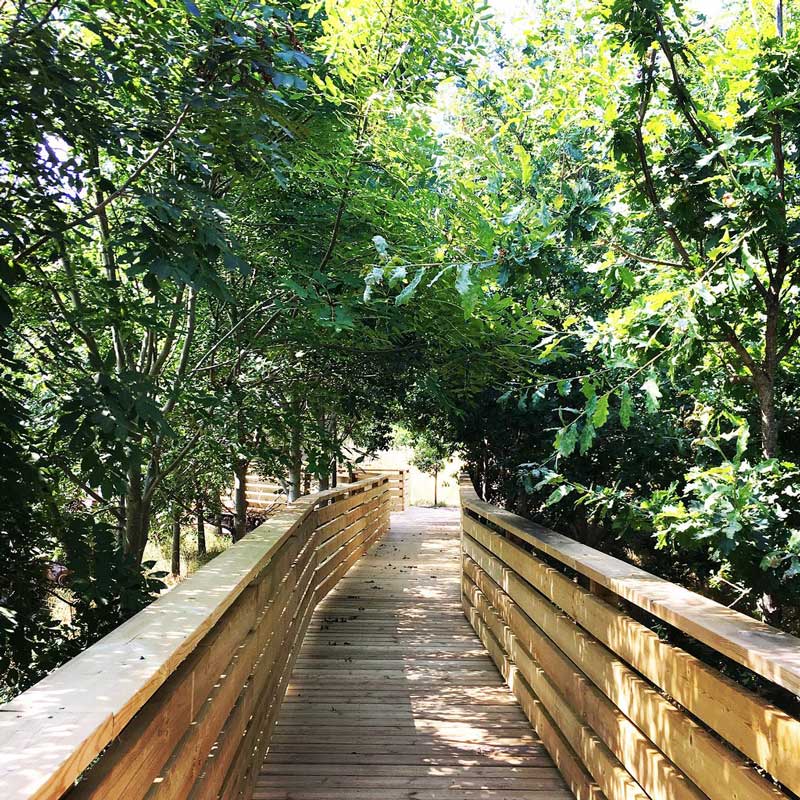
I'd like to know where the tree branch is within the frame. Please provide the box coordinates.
[607,241,684,269]
[717,319,762,380]
[14,102,192,265]
[777,319,800,363]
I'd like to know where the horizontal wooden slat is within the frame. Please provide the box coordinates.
[0,474,392,800]
[462,513,798,797]
[461,481,800,698]
[67,585,260,800]
[462,532,787,800]
[460,475,800,800]
[0,502,315,800]
[463,554,705,800]
[460,588,604,800]
[463,576,649,800]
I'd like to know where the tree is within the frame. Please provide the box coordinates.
[2,0,317,563]
[398,430,452,506]
[418,0,800,625]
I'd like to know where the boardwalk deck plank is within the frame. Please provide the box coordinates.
[258,507,571,800]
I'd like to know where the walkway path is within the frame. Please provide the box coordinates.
[256,506,570,799]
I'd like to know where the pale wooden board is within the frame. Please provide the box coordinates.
[0,501,312,800]
[258,507,571,800]
[0,474,391,800]
[461,481,800,697]
[462,513,798,797]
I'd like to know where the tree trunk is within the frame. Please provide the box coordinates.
[330,416,338,488]
[233,459,248,542]
[317,409,330,491]
[756,298,780,619]
[123,463,153,563]
[433,467,438,506]
[117,494,126,550]
[288,465,301,501]
[214,512,223,538]
[756,377,778,459]
[287,423,302,502]
[171,506,181,577]
[196,496,206,557]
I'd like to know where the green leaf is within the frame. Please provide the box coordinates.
[555,424,578,457]
[513,143,533,184]
[282,277,307,298]
[592,393,610,428]
[455,264,471,295]
[618,265,635,289]
[580,379,596,400]
[579,421,595,455]
[395,268,424,305]
[641,378,662,412]
[619,383,632,429]
[545,484,573,506]
[372,235,389,257]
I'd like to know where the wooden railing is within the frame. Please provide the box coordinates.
[460,475,800,800]
[338,467,408,511]
[239,468,407,515]
[0,474,393,800]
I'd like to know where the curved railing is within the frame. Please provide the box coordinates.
[460,475,800,800]
[0,474,393,800]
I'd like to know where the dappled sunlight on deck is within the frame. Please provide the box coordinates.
[258,506,571,799]
[5,482,797,800]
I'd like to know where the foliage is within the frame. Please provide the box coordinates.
[3,0,800,701]
[397,428,451,478]
[0,0,486,696]
[404,0,800,624]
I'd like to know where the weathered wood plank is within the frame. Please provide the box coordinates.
[258,507,569,800]
[461,481,800,698]
[462,514,799,797]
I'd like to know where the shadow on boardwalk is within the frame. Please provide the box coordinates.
[257,506,571,800]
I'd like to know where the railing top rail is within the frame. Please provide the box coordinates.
[460,475,800,696]
[0,473,392,800]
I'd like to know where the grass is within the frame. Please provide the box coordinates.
[144,524,232,589]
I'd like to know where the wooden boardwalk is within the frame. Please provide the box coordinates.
[257,506,571,800]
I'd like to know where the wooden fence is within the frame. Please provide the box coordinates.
[460,475,800,800]
[242,476,287,513]
[0,474,393,800]
[337,467,407,511]
[237,468,407,516]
